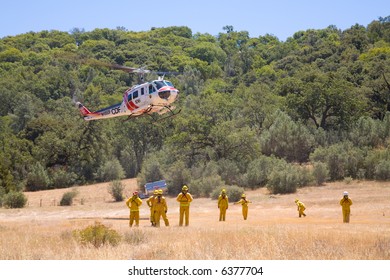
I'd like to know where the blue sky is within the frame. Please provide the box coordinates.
[1,0,389,41]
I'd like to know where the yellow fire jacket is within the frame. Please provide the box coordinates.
[296,201,306,211]
[340,197,353,210]
[154,196,168,212]
[176,192,193,207]
[235,198,251,208]
[218,195,229,209]
[126,196,142,212]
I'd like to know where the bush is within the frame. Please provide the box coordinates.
[51,169,77,188]
[96,158,125,182]
[165,160,191,195]
[137,157,164,187]
[73,222,121,248]
[190,175,225,198]
[60,190,78,206]
[375,160,390,180]
[108,180,124,202]
[310,142,365,180]
[260,110,315,163]
[25,162,50,191]
[267,164,300,194]
[210,185,245,202]
[123,229,147,245]
[217,159,241,185]
[2,191,27,208]
[312,162,329,185]
[244,156,278,188]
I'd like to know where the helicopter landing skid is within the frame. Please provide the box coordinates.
[149,106,181,123]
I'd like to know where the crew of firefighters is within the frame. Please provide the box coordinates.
[126,185,354,227]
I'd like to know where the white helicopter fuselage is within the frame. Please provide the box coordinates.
[78,78,179,121]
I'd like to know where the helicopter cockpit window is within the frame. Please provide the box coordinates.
[165,81,173,87]
[133,90,139,99]
[154,81,165,89]
[127,93,132,101]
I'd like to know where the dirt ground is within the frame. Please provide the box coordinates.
[1,179,390,260]
[1,179,389,228]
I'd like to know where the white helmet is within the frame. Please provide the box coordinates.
[343,191,349,196]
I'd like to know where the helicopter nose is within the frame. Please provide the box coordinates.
[169,88,179,102]
[158,87,179,101]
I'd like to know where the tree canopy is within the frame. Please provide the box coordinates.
[1,18,389,200]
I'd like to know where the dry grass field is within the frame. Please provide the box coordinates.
[0,179,389,260]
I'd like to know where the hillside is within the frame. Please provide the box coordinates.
[1,19,390,201]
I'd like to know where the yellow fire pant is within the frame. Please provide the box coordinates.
[219,207,227,221]
[242,206,248,220]
[342,209,351,223]
[179,206,190,226]
[129,211,140,227]
[149,208,155,225]
[154,211,169,227]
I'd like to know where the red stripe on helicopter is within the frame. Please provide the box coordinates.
[124,92,139,111]
[126,100,139,111]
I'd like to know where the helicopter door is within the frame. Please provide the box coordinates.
[135,86,148,109]
[131,89,142,110]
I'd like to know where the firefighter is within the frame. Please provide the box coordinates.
[234,193,251,220]
[295,199,306,217]
[125,191,143,227]
[153,189,169,227]
[176,185,193,226]
[146,189,158,226]
[340,191,353,223]
[218,189,229,221]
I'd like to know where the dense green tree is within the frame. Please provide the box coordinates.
[0,19,390,199]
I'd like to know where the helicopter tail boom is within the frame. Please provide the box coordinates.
[77,102,92,116]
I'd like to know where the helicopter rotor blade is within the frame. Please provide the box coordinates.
[111,64,151,73]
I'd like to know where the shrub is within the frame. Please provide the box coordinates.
[2,191,27,208]
[310,142,365,180]
[137,157,164,187]
[73,222,121,248]
[25,162,50,191]
[312,162,329,185]
[96,158,125,182]
[51,169,77,188]
[375,160,390,180]
[164,160,191,195]
[190,175,225,198]
[348,116,385,148]
[244,156,278,188]
[217,159,241,185]
[260,110,315,163]
[60,190,78,206]
[108,180,124,202]
[210,185,245,202]
[123,229,147,245]
[267,164,300,194]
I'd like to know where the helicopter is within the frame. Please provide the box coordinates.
[77,65,180,122]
